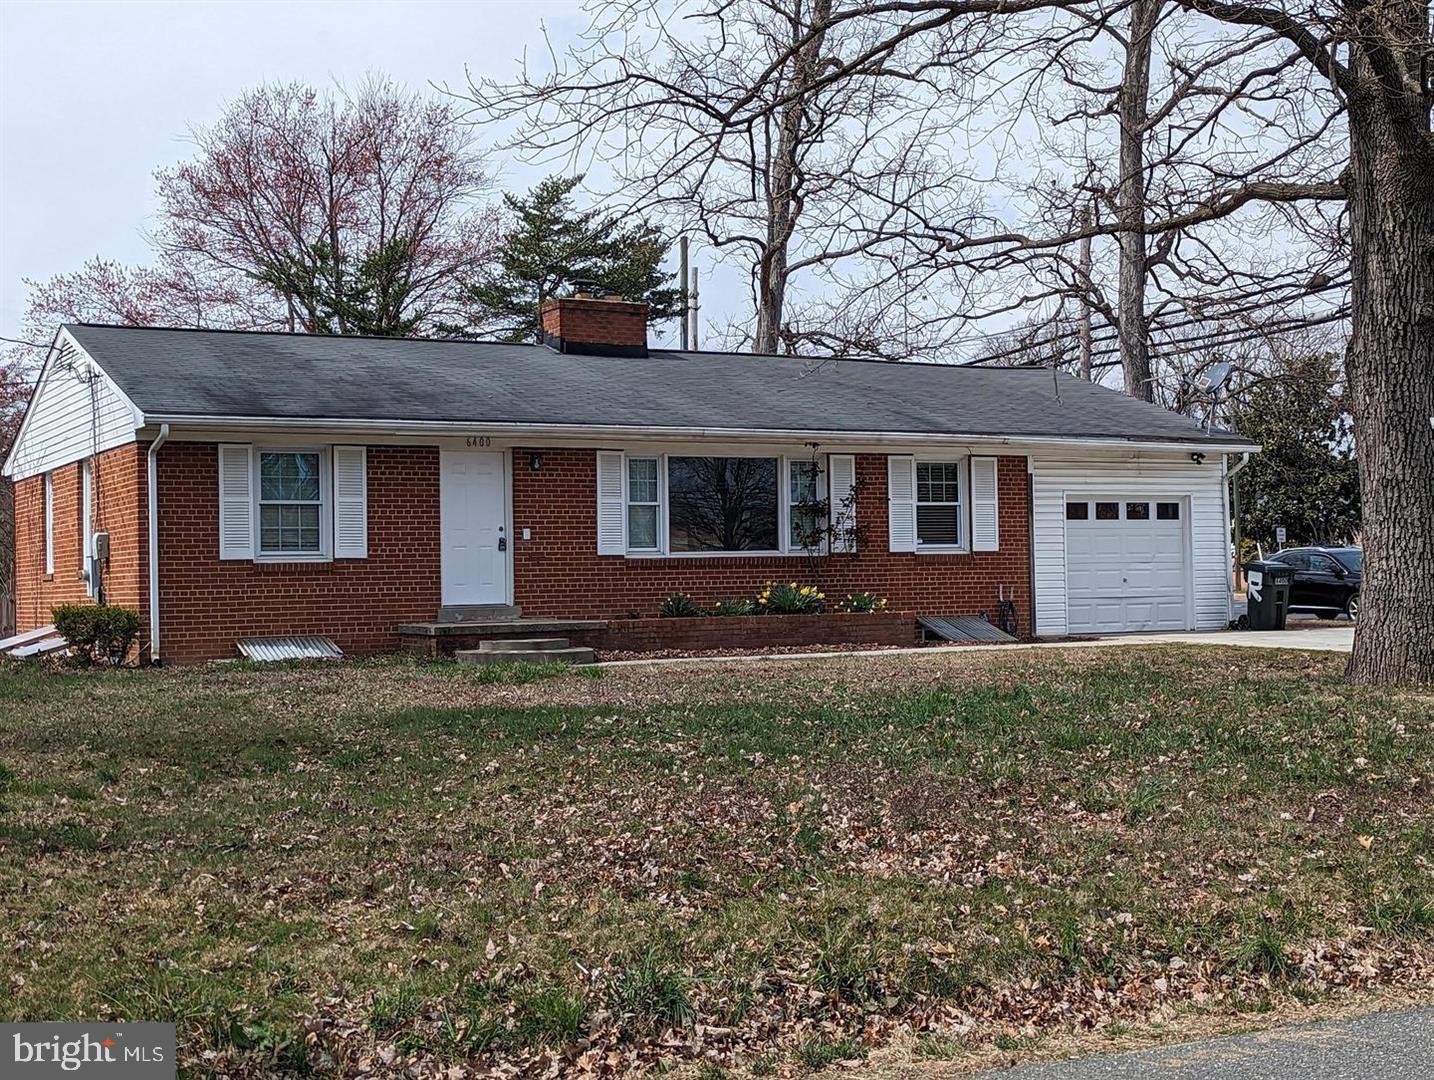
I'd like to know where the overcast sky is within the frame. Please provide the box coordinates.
[0,0,740,346]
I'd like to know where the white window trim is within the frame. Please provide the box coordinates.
[914,456,970,554]
[81,461,95,596]
[253,447,332,563]
[787,456,829,555]
[43,471,54,575]
[625,456,662,552]
[619,451,830,558]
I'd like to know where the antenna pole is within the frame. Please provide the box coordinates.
[1077,201,1093,380]
[690,267,700,350]
[679,236,690,350]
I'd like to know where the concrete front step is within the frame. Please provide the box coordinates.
[476,637,571,652]
[437,604,522,623]
[456,646,595,666]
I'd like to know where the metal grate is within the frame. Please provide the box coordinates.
[918,616,1017,643]
[237,636,343,662]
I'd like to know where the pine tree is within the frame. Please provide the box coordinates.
[460,175,680,342]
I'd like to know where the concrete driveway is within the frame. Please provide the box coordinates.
[1090,621,1354,653]
[971,1006,1433,1079]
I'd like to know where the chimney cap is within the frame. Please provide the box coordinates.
[569,278,601,298]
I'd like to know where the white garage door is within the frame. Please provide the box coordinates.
[1065,497,1190,634]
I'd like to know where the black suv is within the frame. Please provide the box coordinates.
[1266,547,1362,620]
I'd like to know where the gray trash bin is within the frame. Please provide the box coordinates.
[1243,560,1293,630]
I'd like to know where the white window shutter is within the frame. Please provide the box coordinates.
[887,455,917,552]
[828,454,857,552]
[971,456,999,551]
[596,451,626,554]
[217,444,254,560]
[332,446,368,558]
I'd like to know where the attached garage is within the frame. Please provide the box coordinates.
[1031,453,1237,637]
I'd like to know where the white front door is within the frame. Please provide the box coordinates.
[440,450,508,605]
[1065,496,1190,634]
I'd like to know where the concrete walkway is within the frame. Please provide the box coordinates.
[598,622,1354,668]
[971,1006,1433,1080]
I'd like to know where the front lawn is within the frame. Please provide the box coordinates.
[1,647,1431,1075]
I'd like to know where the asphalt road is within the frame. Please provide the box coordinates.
[974,1008,1434,1080]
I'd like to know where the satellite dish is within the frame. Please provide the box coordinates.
[1193,361,1233,396]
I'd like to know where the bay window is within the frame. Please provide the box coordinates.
[258,450,324,556]
[915,460,963,548]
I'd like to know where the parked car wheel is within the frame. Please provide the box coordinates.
[1345,591,1359,621]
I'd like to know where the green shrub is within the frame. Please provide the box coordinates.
[710,597,756,617]
[838,591,887,613]
[659,593,704,618]
[756,581,824,614]
[51,604,143,665]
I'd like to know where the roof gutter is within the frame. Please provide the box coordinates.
[146,423,169,666]
[138,414,1258,455]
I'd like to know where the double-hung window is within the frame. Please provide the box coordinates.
[788,459,827,552]
[626,457,660,551]
[43,471,54,575]
[258,450,324,556]
[915,460,963,548]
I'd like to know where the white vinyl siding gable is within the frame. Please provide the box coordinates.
[3,335,142,481]
[331,446,368,558]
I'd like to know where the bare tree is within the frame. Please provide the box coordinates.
[463,0,990,357]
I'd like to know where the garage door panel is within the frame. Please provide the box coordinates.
[1123,601,1157,629]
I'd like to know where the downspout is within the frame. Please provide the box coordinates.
[146,424,170,665]
[1226,451,1252,619]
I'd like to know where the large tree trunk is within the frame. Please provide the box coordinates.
[1343,19,1434,684]
[1115,0,1160,401]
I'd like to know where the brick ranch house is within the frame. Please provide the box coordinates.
[4,295,1256,663]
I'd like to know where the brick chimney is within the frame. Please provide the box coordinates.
[539,283,649,358]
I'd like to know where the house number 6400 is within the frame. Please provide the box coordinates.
[465,436,493,447]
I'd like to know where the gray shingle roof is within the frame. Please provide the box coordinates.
[65,323,1253,446]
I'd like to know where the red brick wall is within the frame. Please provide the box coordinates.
[153,442,441,662]
[512,450,1033,630]
[19,440,1031,661]
[594,612,918,652]
[540,297,648,349]
[14,442,146,634]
